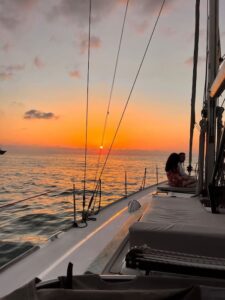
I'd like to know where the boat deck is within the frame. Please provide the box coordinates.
[103,191,225,275]
[2,185,225,297]
[0,185,155,297]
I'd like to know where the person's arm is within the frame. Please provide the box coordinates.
[178,163,188,177]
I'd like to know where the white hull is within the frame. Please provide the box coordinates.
[0,185,156,297]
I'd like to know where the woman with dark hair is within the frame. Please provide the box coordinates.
[165,153,196,187]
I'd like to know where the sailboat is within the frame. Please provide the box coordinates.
[0,0,225,299]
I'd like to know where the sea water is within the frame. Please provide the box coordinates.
[0,150,170,267]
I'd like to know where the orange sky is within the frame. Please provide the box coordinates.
[1,0,224,153]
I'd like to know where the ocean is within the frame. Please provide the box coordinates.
[0,150,169,267]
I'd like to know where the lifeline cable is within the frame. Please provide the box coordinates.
[83,0,92,214]
[88,0,166,211]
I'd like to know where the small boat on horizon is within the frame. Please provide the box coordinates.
[0,149,6,155]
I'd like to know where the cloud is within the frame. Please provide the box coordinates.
[3,64,25,72]
[0,64,25,81]
[69,70,81,78]
[49,0,119,26]
[0,0,38,32]
[34,56,45,69]
[0,72,13,81]
[128,0,177,34]
[80,35,101,54]
[24,109,58,120]
[184,56,205,66]
[132,20,149,35]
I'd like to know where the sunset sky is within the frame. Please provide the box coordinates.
[0,0,225,153]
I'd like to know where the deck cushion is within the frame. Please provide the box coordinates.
[129,221,225,258]
[129,196,225,258]
[157,184,196,194]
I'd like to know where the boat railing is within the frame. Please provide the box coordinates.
[0,166,167,269]
[0,165,167,225]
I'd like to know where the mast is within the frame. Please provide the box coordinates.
[205,0,220,188]
[188,0,200,176]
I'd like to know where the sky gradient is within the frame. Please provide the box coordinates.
[0,0,225,153]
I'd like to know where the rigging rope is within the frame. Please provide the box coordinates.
[88,0,166,211]
[93,0,130,186]
[83,0,92,212]
[188,0,200,174]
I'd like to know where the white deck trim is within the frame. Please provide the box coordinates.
[38,206,127,279]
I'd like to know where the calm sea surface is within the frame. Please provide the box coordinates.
[0,151,169,267]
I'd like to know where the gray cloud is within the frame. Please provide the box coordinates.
[129,0,178,35]
[2,64,25,72]
[0,64,25,81]
[24,109,58,120]
[132,0,177,16]
[49,0,118,26]
[0,0,38,31]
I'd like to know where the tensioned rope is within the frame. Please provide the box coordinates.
[87,0,166,211]
[0,191,52,210]
[83,0,92,212]
[93,0,130,187]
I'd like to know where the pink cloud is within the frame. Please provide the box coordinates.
[132,20,149,35]
[34,56,45,69]
[80,35,101,54]
[0,72,12,81]
[69,70,81,79]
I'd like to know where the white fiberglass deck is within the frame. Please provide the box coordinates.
[0,186,155,297]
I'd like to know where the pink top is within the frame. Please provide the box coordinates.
[166,169,185,187]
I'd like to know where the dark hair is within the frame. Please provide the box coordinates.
[165,153,179,172]
[178,152,185,162]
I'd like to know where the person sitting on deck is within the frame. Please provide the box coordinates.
[165,153,196,187]
[178,152,189,177]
